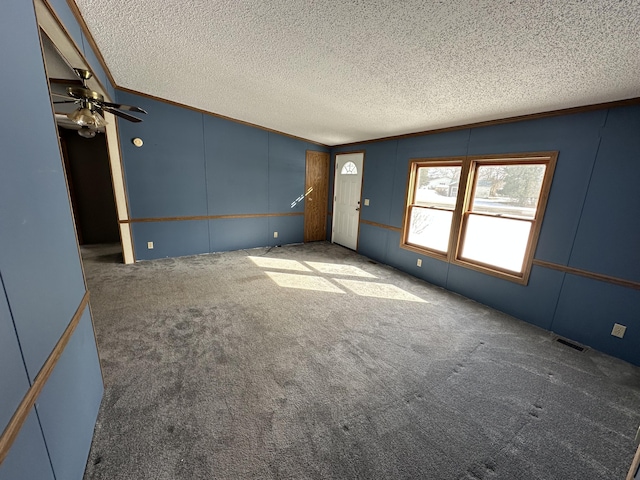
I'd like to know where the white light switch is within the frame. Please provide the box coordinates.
[147,241,154,249]
[364,199,370,206]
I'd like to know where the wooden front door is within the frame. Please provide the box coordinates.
[304,151,330,242]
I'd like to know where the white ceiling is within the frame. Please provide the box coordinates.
[73,0,640,146]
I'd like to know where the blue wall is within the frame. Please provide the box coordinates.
[116,90,329,260]
[0,1,103,478]
[333,105,640,366]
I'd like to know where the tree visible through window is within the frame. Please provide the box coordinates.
[406,163,462,253]
[402,153,557,284]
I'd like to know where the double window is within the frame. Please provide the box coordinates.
[402,152,557,284]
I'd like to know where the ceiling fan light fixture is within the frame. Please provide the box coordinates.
[78,126,97,138]
[92,110,108,128]
[67,107,95,126]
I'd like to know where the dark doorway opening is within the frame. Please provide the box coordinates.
[59,129,119,245]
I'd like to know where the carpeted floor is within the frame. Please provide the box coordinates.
[81,242,640,480]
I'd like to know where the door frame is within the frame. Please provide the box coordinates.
[331,150,365,250]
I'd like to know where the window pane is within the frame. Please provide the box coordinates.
[407,207,453,252]
[472,164,546,218]
[414,166,461,210]
[460,214,532,273]
[341,161,357,175]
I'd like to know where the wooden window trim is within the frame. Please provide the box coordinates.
[401,152,557,285]
[401,157,465,260]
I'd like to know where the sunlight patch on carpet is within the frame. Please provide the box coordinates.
[265,271,345,293]
[334,279,426,302]
[305,261,377,278]
[249,256,311,272]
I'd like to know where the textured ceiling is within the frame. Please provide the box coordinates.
[72,0,640,145]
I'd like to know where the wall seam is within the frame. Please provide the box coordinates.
[387,140,399,227]
[547,272,567,332]
[0,264,56,478]
[267,133,271,245]
[201,113,212,252]
[0,271,31,385]
[33,408,57,480]
[564,109,607,266]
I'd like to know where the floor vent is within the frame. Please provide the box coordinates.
[556,338,585,352]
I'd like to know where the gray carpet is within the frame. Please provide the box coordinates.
[81,242,640,479]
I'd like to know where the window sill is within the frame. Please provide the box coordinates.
[400,242,531,285]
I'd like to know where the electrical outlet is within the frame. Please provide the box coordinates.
[273,232,278,238]
[147,241,154,250]
[611,323,626,338]
[417,259,422,267]
[364,199,370,206]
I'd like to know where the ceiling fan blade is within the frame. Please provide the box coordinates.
[53,100,78,104]
[101,101,147,114]
[52,92,72,99]
[102,106,143,123]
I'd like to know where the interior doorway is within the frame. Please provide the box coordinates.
[304,150,330,242]
[37,12,135,263]
[59,129,120,246]
[331,152,364,250]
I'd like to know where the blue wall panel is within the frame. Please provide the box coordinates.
[118,90,207,218]
[268,135,311,214]
[397,129,471,158]
[359,141,397,226]
[0,278,31,432]
[568,106,640,282]
[552,275,640,365]
[0,410,54,480]
[357,224,389,264]
[0,0,87,380]
[445,264,565,330]
[132,220,209,260]
[210,218,269,252]
[36,311,103,480]
[384,231,449,288]
[204,116,269,215]
[468,111,605,265]
[268,216,304,246]
[466,111,606,155]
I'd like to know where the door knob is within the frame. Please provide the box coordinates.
[355,207,360,211]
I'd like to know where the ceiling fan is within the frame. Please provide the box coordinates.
[53,68,146,138]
